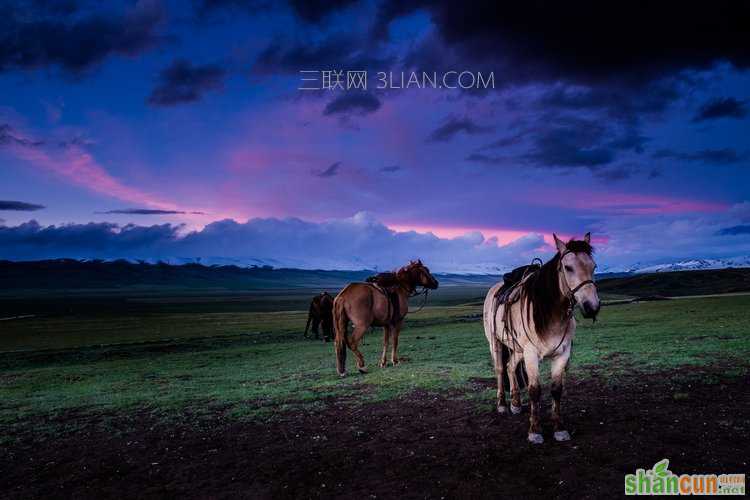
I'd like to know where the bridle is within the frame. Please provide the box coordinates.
[558,249,597,320]
[370,266,434,323]
[496,249,597,359]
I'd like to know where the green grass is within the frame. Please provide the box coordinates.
[1,293,749,430]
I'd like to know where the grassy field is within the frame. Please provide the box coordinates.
[2,290,749,431]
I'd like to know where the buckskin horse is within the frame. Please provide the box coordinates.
[333,260,439,377]
[483,233,600,444]
[304,292,334,341]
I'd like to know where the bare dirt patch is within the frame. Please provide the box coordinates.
[2,368,748,499]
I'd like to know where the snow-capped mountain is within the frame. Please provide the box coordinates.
[631,256,750,274]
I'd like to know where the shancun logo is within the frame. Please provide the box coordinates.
[625,459,745,495]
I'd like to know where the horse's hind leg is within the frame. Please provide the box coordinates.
[348,324,369,374]
[492,339,508,414]
[312,318,321,339]
[550,349,572,442]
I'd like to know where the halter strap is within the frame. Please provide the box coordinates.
[558,249,597,319]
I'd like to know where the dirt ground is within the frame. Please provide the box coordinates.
[3,367,748,499]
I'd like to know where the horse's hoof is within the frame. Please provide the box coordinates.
[358,366,368,374]
[554,430,571,442]
[510,404,522,415]
[496,404,508,415]
[527,433,544,445]
[338,371,347,378]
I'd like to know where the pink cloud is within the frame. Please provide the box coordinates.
[530,188,728,215]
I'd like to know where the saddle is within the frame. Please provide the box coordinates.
[495,263,540,303]
[365,272,402,323]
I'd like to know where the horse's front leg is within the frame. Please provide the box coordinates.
[523,348,543,444]
[550,347,571,442]
[506,349,524,414]
[379,326,390,368]
[390,321,403,365]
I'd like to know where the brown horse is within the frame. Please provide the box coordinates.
[483,233,600,444]
[304,292,334,341]
[333,260,439,377]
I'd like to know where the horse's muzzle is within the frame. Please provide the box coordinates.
[581,300,600,320]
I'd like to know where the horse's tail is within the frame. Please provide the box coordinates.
[304,304,314,338]
[333,296,348,376]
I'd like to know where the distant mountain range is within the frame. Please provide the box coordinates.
[0,259,501,291]
[113,255,750,276]
[1,256,750,292]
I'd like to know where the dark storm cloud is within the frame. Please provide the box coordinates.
[288,0,359,23]
[0,1,166,75]
[195,0,357,23]
[692,97,748,122]
[428,118,493,142]
[0,200,45,211]
[380,165,402,173]
[468,115,649,173]
[98,209,206,215]
[464,152,506,166]
[653,148,747,165]
[537,81,681,121]
[526,134,614,167]
[253,35,393,75]
[716,225,750,236]
[519,117,616,168]
[194,0,271,15]
[378,1,750,85]
[148,60,226,107]
[592,166,635,182]
[478,133,525,151]
[313,161,341,177]
[323,92,381,116]
[0,124,44,148]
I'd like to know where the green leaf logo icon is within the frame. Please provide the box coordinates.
[653,459,670,478]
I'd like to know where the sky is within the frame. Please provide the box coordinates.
[0,0,749,272]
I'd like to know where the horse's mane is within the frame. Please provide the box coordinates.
[396,261,424,289]
[520,239,593,334]
[366,261,422,289]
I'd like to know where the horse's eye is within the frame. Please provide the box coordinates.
[564,265,574,272]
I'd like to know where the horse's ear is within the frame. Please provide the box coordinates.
[417,259,422,265]
[583,232,591,244]
[553,233,566,254]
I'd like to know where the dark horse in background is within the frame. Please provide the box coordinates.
[304,292,334,342]
[333,260,439,377]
